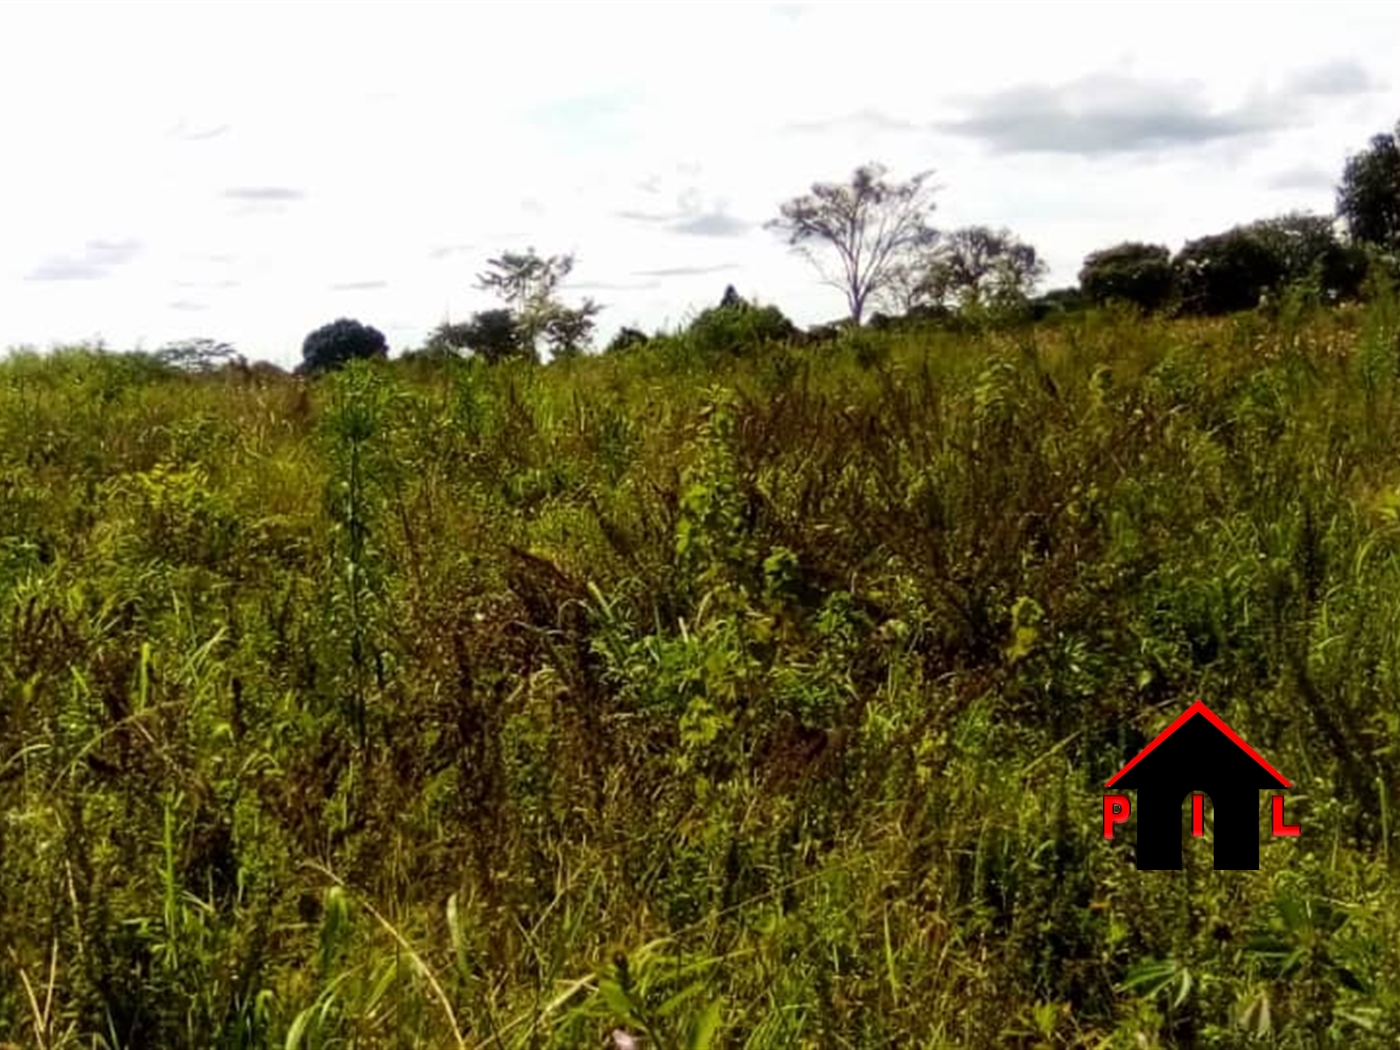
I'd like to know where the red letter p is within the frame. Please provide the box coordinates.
[1103,794,1131,839]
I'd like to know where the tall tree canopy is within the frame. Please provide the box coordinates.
[1337,124,1400,253]
[767,163,939,326]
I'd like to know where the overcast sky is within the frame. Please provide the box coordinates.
[2,1,1396,365]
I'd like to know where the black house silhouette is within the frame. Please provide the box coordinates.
[1106,701,1290,870]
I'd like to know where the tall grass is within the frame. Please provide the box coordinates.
[2,304,1400,1046]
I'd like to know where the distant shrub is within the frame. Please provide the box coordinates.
[245,359,290,383]
[606,327,650,354]
[421,321,474,358]
[155,337,241,373]
[298,318,388,375]
[791,323,844,348]
[1318,243,1373,302]
[461,309,529,364]
[866,303,965,331]
[683,288,798,355]
[1029,286,1088,320]
[903,303,956,327]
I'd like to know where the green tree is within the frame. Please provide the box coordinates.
[542,299,603,359]
[298,318,388,375]
[476,248,602,358]
[605,326,650,353]
[422,321,474,357]
[1241,212,1369,303]
[684,286,798,354]
[1337,124,1400,252]
[154,337,241,373]
[1079,243,1176,311]
[916,226,1046,312]
[1170,216,1368,315]
[767,163,939,325]
[1173,229,1283,316]
[412,313,526,364]
[461,309,527,364]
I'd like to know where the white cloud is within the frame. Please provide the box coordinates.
[0,0,1395,362]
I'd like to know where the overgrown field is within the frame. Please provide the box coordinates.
[5,301,1400,1048]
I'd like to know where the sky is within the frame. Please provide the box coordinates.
[1,1,1397,366]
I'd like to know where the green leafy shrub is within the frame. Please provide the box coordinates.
[682,288,799,356]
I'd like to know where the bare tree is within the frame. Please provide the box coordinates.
[766,163,939,326]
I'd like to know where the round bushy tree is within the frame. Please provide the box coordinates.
[1079,243,1176,311]
[1173,230,1284,316]
[1241,212,1370,303]
[299,318,389,374]
[1338,125,1400,253]
[462,309,528,364]
[685,287,798,354]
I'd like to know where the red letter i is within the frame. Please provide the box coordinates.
[1192,794,1205,837]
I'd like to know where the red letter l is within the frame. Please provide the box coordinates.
[1272,795,1300,837]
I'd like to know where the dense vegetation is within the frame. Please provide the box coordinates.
[6,290,1400,1048]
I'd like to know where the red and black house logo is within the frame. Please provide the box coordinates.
[1103,701,1299,870]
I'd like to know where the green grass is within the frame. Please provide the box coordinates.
[3,301,1400,1047]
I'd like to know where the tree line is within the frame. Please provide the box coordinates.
[159,117,1400,375]
[766,117,1400,330]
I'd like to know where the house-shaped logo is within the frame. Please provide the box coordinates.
[1103,701,1299,870]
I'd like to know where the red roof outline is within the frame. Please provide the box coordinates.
[1105,700,1291,789]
